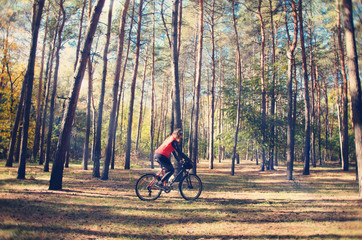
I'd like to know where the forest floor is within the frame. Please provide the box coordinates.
[0,157,361,240]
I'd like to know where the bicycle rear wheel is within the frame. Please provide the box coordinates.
[179,174,202,200]
[135,173,162,201]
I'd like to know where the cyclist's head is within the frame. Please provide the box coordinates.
[172,128,183,140]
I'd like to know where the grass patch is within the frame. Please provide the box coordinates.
[0,159,361,239]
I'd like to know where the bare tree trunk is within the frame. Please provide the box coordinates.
[135,44,149,152]
[310,27,316,168]
[101,0,130,179]
[258,0,267,172]
[6,71,25,167]
[171,0,182,131]
[44,4,66,173]
[332,32,343,165]
[323,66,329,164]
[231,0,242,176]
[285,0,298,180]
[299,0,311,176]
[218,55,224,163]
[149,0,156,168]
[32,2,49,162]
[268,0,276,170]
[124,0,144,170]
[49,0,106,190]
[82,0,95,169]
[337,0,349,171]
[39,36,56,166]
[190,0,203,175]
[17,0,45,179]
[209,0,216,170]
[82,57,92,170]
[92,0,114,177]
[342,0,362,196]
[74,0,87,70]
[112,0,135,169]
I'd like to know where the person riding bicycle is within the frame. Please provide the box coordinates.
[154,128,190,187]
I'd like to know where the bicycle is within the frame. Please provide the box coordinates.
[135,159,202,201]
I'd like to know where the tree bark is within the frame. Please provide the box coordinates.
[39,34,56,166]
[93,0,114,177]
[190,0,203,175]
[285,0,298,180]
[82,57,92,170]
[149,0,156,168]
[209,0,216,170]
[135,44,149,152]
[268,0,276,170]
[337,0,349,171]
[49,0,106,190]
[231,0,242,176]
[171,0,182,131]
[124,0,144,170]
[299,0,311,176]
[32,2,49,162]
[17,0,45,178]
[44,6,66,173]
[101,0,130,179]
[257,0,267,172]
[342,0,362,197]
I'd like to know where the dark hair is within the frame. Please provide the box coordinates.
[172,128,183,136]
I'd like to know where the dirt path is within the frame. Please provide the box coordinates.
[0,159,361,239]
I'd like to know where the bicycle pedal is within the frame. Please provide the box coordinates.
[163,185,172,193]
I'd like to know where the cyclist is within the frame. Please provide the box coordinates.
[154,128,190,187]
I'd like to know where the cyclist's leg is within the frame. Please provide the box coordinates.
[155,154,174,184]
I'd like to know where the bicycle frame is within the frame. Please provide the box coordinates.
[153,161,188,187]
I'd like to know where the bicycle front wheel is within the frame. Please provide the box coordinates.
[179,174,202,200]
[135,173,162,201]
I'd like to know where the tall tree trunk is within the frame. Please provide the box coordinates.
[124,0,144,170]
[342,0,362,196]
[209,0,216,170]
[101,0,130,179]
[188,27,198,159]
[32,2,49,162]
[74,0,87,70]
[285,0,298,180]
[337,0,349,171]
[135,45,149,152]
[268,0,276,170]
[6,71,25,167]
[190,0,203,175]
[82,57,92,170]
[171,0,182,131]
[323,65,329,164]
[315,60,322,165]
[310,27,316,168]
[112,0,136,169]
[49,0,106,190]
[17,0,45,178]
[39,36,56,166]
[170,0,184,175]
[231,0,242,176]
[299,0,311,176]
[83,0,95,169]
[258,0,267,172]
[149,0,156,168]
[93,0,114,177]
[44,6,66,173]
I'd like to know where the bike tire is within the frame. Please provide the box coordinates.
[179,174,202,200]
[135,173,162,201]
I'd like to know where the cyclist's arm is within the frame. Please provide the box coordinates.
[171,140,188,161]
